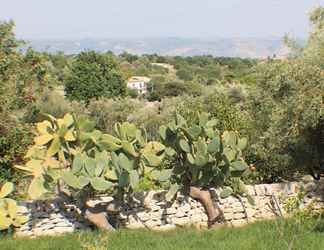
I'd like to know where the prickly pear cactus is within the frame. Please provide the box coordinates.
[15,114,166,201]
[43,120,166,201]
[0,182,29,230]
[61,151,114,192]
[14,113,112,199]
[157,112,252,202]
[102,122,166,192]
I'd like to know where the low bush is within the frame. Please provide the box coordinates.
[0,123,32,183]
[86,98,144,133]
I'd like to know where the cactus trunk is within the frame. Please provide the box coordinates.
[84,205,115,231]
[189,186,222,228]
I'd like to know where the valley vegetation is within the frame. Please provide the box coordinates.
[0,5,323,242]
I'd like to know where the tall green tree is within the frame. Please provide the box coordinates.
[246,60,323,182]
[0,20,21,109]
[65,51,126,103]
[303,6,324,68]
[285,7,324,68]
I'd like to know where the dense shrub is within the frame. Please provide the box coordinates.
[0,123,32,183]
[169,89,248,133]
[86,98,144,133]
[303,7,324,68]
[35,91,74,117]
[126,88,139,98]
[22,91,86,123]
[65,51,126,103]
[86,98,170,141]
[176,68,194,81]
[147,81,202,100]
[0,21,56,113]
[128,103,169,140]
[245,60,324,182]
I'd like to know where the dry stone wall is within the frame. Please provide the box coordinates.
[15,179,324,237]
[15,199,90,237]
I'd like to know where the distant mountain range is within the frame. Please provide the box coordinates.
[23,37,294,58]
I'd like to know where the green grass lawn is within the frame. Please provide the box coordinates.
[1,220,324,250]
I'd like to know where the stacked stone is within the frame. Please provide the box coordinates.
[118,193,209,230]
[302,177,324,211]
[216,182,300,226]
[117,182,300,229]
[14,180,324,237]
[15,200,90,237]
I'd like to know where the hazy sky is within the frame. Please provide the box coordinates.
[1,0,323,39]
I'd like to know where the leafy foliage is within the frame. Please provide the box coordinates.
[0,124,32,183]
[303,7,324,68]
[147,81,202,100]
[86,98,143,134]
[246,60,324,182]
[65,51,126,103]
[0,21,44,185]
[0,182,29,230]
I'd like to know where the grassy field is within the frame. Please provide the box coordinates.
[1,220,324,250]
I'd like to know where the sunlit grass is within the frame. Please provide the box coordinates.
[1,220,324,250]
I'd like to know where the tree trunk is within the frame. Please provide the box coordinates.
[189,186,223,228]
[56,182,118,231]
[84,204,115,231]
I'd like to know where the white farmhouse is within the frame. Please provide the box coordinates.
[127,76,151,94]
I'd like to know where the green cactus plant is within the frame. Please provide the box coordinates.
[156,112,252,228]
[0,182,29,231]
[61,151,114,192]
[14,113,109,200]
[102,122,166,192]
[61,122,165,230]
[14,115,166,231]
[14,112,251,231]
[33,113,76,159]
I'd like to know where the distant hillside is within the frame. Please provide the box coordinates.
[24,37,292,58]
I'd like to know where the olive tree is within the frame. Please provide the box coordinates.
[247,60,324,182]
